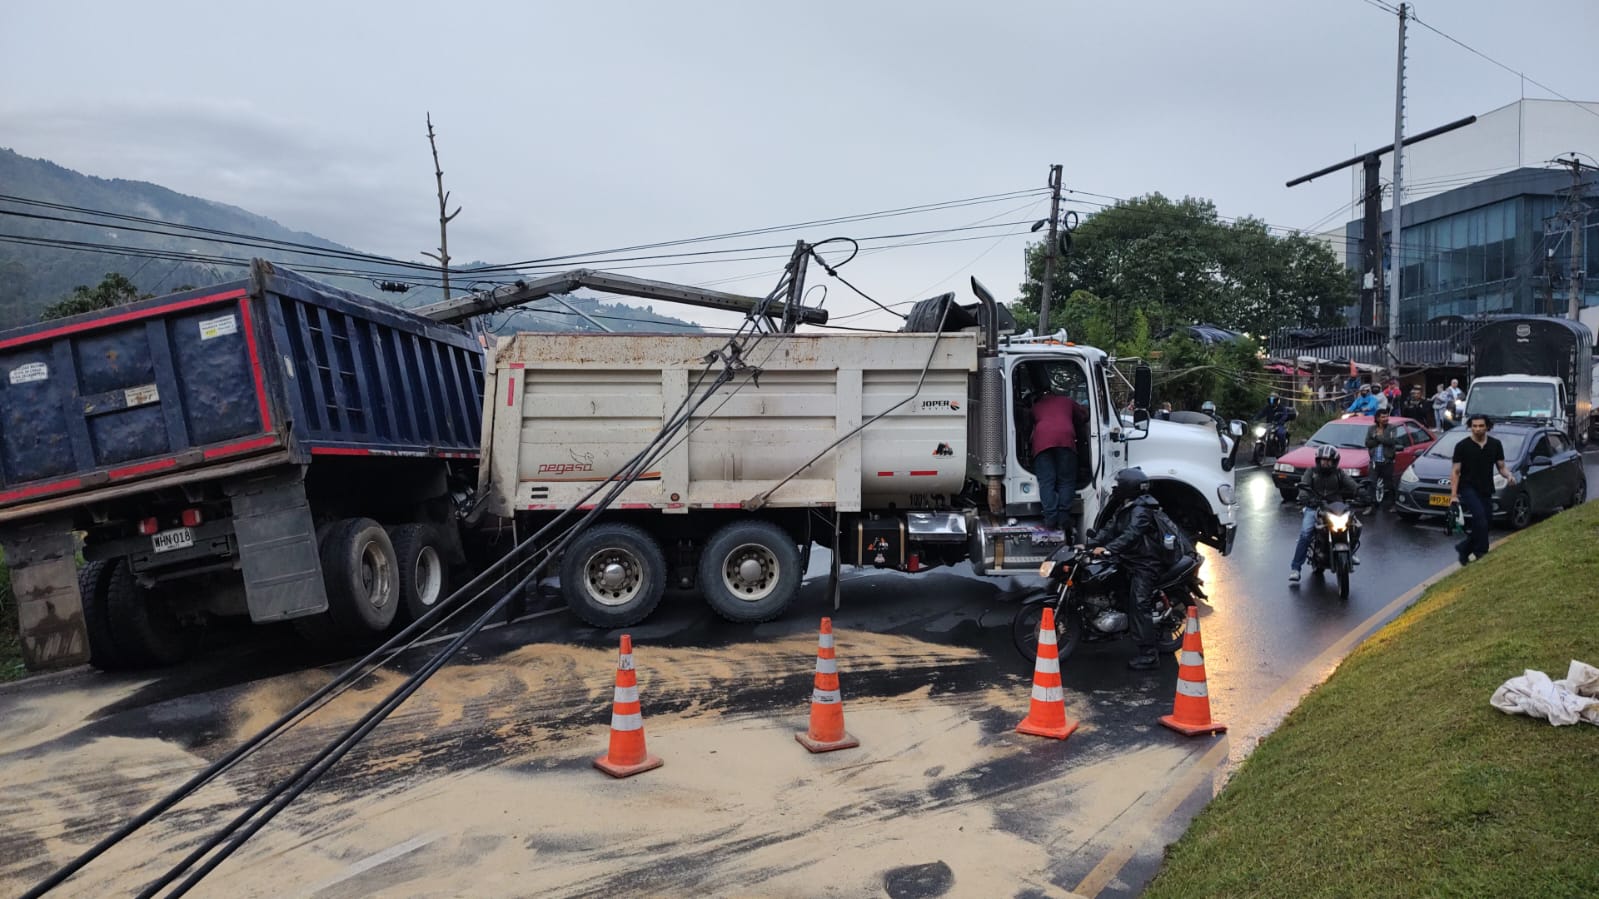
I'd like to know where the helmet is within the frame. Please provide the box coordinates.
[1113,466,1149,495]
[1200,400,1216,414]
[1266,394,1279,405]
[1314,444,1339,472]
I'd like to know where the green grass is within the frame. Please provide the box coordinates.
[1145,503,1599,898]
[0,553,26,682]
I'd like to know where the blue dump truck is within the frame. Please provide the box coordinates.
[0,261,484,670]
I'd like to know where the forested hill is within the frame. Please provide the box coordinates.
[0,148,703,332]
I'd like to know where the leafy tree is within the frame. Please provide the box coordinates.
[1013,193,1350,340]
[40,273,147,321]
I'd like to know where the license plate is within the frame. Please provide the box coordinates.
[151,528,194,553]
[1427,494,1452,507]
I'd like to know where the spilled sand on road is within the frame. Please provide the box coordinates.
[0,631,1188,897]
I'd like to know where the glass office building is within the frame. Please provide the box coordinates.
[1345,167,1597,323]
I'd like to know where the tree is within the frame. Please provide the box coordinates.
[1012,193,1350,339]
[39,273,147,321]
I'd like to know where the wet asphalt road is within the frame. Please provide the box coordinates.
[5,448,1596,897]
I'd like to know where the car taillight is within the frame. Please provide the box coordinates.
[181,508,203,527]
[138,517,159,536]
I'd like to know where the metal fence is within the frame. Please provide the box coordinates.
[1265,322,1478,369]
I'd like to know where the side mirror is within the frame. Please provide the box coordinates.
[1084,528,1097,541]
[1133,364,1152,412]
[1228,420,1245,438]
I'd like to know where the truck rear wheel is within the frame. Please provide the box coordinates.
[560,523,667,628]
[389,523,450,623]
[103,559,202,668]
[304,517,400,641]
[78,559,131,671]
[698,520,802,623]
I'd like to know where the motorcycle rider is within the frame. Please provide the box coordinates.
[1253,394,1296,454]
[1345,384,1381,415]
[1289,444,1364,584]
[1086,467,1166,671]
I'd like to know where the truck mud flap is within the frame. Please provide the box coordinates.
[0,515,90,669]
[226,469,328,621]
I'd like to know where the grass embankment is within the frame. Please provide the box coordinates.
[1146,503,1599,898]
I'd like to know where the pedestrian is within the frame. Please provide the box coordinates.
[1431,383,1455,429]
[1365,409,1399,511]
[1316,381,1329,410]
[1344,371,1362,402]
[1031,370,1090,536]
[1155,402,1172,421]
[1400,384,1431,426]
[1382,378,1402,414]
[1450,414,1517,567]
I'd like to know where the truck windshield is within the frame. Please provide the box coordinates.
[1466,385,1558,420]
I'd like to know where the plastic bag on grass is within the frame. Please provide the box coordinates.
[1489,660,1599,726]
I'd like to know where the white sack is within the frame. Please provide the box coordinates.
[1490,660,1599,726]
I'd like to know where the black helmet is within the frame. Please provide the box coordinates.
[1113,466,1149,495]
[1314,444,1339,472]
[1267,394,1279,405]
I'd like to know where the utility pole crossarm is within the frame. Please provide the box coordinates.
[412,269,831,326]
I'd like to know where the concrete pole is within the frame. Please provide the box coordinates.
[1039,164,1063,333]
[1386,4,1408,368]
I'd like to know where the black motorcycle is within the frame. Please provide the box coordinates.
[1011,544,1206,663]
[1251,418,1290,465]
[1305,499,1361,599]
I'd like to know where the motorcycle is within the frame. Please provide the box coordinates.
[1305,499,1362,599]
[1251,418,1289,465]
[1011,544,1206,663]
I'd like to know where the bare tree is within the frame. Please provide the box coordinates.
[421,113,462,300]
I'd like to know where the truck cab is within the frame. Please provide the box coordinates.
[996,341,1238,556]
[1465,375,1567,434]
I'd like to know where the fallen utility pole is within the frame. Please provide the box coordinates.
[412,268,830,327]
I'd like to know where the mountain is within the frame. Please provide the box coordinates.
[0,148,704,332]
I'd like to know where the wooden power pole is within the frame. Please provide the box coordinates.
[422,113,462,301]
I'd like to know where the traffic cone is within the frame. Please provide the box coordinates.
[1159,607,1227,736]
[796,617,859,752]
[1016,607,1079,740]
[594,634,663,777]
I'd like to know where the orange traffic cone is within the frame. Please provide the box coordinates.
[1159,607,1227,736]
[1016,607,1079,740]
[796,617,859,753]
[594,634,663,777]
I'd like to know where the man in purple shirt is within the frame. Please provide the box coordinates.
[1032,380,1090,534]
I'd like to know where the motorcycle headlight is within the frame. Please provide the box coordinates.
[1252,424,1267,438]
[1401,466,1419,484]
[1038,561,1057,578]
[1326,512,1350,531]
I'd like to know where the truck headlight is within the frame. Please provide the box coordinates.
[1401,466,1419,484]
[1217,484,1235,505]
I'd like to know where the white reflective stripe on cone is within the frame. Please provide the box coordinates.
[1180,651,1204,667]
[819,634,834,648]
[1038,629,1057,646]
[1033,656,1060,675]
[611,712,644,730]
[815,657,837,674]
[618,654,635,670]
[1031,685,1064,703]
[1185,617,1199,633]
[613,685,639,703]
[1176,679,1209,698]
[812,689,841,704]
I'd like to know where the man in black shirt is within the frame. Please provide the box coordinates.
[1450,414,1517,566]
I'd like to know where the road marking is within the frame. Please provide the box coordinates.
[297,831,440,897]
[1074,549,1478,897]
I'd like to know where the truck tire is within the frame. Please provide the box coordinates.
[697,520,802,623]
[560,523,667,628]
[78,559,131,671]
[389,523,450,623]
[317,517,400,637]
[103,560,202,668]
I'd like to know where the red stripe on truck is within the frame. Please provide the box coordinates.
[909,470,938,476]
[506,377,517,407]
[108,458,179,479]
[202,435,278,460]
[0,477,84,504]
[876,471,894,477]
[0,289,248,350]
[237,299,273,429]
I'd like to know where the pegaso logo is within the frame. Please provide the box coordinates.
[921,399,961,412]
[538,450,595,476]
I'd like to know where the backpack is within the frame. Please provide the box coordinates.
[1149,505,1197,565]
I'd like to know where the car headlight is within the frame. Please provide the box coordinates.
[1274,463,1295,473]
[1342,468,1362,477]
[1038,561,1057,578]
[1493,473,1507,490]
[1325,512,1350,531]
[1401,466,1419,484]
[1217,484,1235,505]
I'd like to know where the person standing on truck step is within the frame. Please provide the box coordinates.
[1450,414,1516,567]
[1032,370,1090,536]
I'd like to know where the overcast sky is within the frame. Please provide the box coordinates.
[3,0,1596,331]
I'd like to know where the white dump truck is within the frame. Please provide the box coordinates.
[475,281,1241,627]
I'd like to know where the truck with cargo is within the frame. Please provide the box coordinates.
[0,261,485,671]
[1466,316,1593,445]
[476,280,1241,628]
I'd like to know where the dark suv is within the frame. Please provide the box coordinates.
[1394,422,1587,528]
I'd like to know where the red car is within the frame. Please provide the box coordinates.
[1269,415,1437,502]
